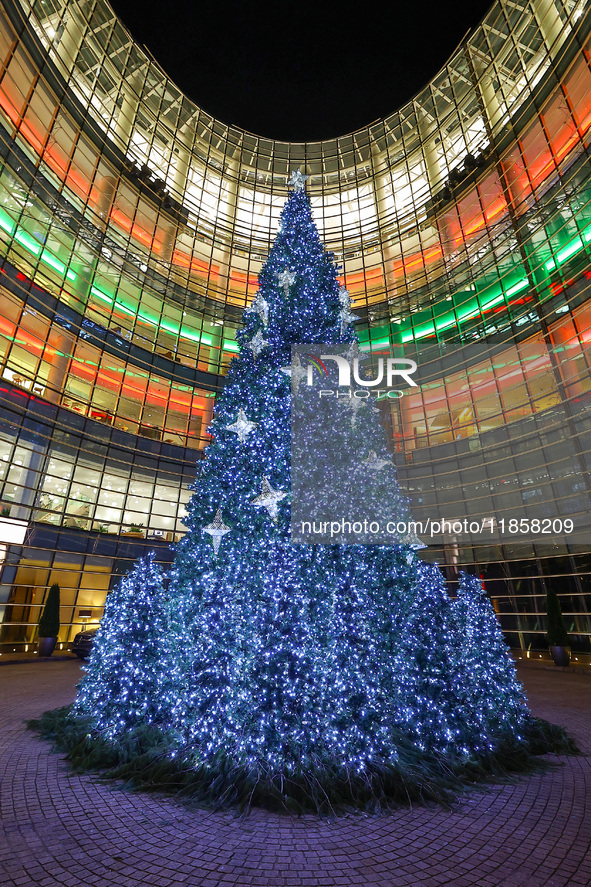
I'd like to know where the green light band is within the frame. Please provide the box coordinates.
[90,284,217,348]
[545,222,591,272]
[0,209,76,281]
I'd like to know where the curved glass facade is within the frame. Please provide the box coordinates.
[0,0,590,654]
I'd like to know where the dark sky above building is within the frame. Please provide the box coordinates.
[110,0,495,141]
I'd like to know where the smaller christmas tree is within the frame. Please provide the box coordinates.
[451,572,527,749]
[73,553,170,740]
[390,561,461,754]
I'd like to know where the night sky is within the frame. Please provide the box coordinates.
[110,0,495,141]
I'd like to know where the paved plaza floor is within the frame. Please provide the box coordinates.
[0,661,590,887]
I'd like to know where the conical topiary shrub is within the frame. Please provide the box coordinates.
[38,583,60,656]
[545,587,570,665]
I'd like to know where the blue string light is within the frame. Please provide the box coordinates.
[73,185,529,788]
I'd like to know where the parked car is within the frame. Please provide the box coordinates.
[71,628,98,659]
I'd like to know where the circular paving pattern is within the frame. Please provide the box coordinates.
[1,662,590,887]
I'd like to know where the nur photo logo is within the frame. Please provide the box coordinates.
[303,351,418,398]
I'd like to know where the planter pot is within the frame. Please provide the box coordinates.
[38,636,57,657]
[549,645,571,667]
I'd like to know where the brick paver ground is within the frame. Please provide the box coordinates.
[0,662,590,887]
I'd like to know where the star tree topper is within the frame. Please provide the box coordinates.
[225,408,258,443]
[288,169,309,191]
[203,507,231,556]
[250,476,287,521]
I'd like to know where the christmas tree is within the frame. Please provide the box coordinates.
[450,572,528,746]
[161,171,531,797]
[164,168,408,774]
[73,553,170,740]
[55,172,573,812]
